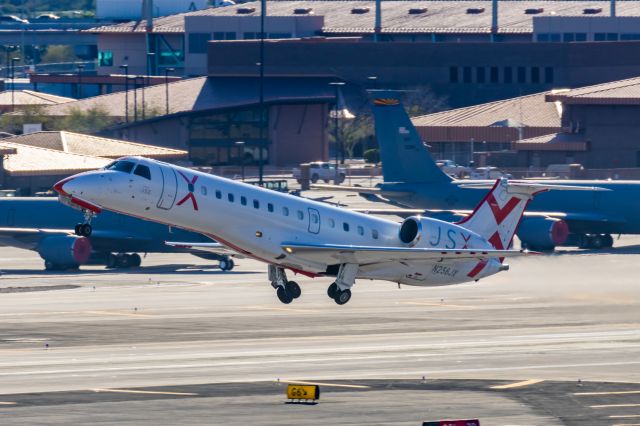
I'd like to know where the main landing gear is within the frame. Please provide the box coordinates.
[106,253,142,269]
[268,265,301,304]
[577,233,614,249]
[327,263,358,305]
[74,210,96,237]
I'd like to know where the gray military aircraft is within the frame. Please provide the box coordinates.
[322,91,640,251]
[0,197,236,271]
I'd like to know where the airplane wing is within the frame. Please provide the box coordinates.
[0,227,73,250]
[164,241,242,257]
[281,242,535,265]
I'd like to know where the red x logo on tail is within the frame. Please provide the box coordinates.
[176,171,199,211]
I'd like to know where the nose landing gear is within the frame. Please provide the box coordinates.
[74,210,96,237]
[268,265,301,304]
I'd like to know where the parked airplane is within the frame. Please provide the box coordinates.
[331,91,640,251]
[53,157,594,305]
[0,197,235,271]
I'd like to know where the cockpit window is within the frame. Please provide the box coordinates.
[105,160,135,173]
[133,164,151,180]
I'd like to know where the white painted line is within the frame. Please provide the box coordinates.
[591,404,640,409]
[491,379,544,390]
[610,415,640,419]
[93,388,197,396]
[0,402,16,405]
[610,423,640,426]
[279,380,370,389]
[575,390,640,396]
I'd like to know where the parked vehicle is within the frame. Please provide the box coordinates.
[436,160,470,177]
[293,161,346,184]
[469,166,513,180]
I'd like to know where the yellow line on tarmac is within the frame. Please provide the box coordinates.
[93,388,197,396]
[591,404,640,409]
[0,402,16,405]
[491,379,544,390]
[278,380,370,389]
[84,310,153,318]
[575,390,640,396]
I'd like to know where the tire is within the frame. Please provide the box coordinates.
[334,289,352,305]
[327,282,338,299]
[591,235,604,249]
[219,257,233,271]
[323,179,331,183]
[227,259,235,271]
[276,286,293,304]
[603,234,614,248]
[44,260,58,271]
[106,253,118,269]
[116,254,130,269]
[337,173,346,184]
[129,253,142,267]
[79,224,92,237]
[74,223,81,236]
[286,281,301,299]
[310,174,319,184]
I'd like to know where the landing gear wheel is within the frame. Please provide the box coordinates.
[106,253,118,269]
[333,289,352,305]
[219,257,234,271]
[74,223,81,235]
[117,254,131,268]
[78,223,92,237]
[285,281,301,299]
[327,282,338,299]
[44,260,58,271]
[591,234,605,249]
[276,286,293,304]
[129,253,142,267]
[603,234,614,248]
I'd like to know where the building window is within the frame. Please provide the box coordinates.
[476,67,486,83]
[544,67,554,84]
[282,206,289,216]
[253,200,260,209]
[188,33,210,54]
[343,222,350,232]
[268,33,292,39]
[243,32,258,39]
[267,203,274,212]
[228,193,234,202]
[215,190,222,199]
[490,66,499,83]
[607,33,619,41]
[594,33,606,41]
[531,67,540,84]
[563,33,575,42]
[537,33,549,42]
[621,33,640,40]
[504,67,513,84]
[575,33,587,41]
[241,196,247,205]
[517,66,526,83]
[98,50,113,67]
[449,66,459,83]
[463,66,472,83]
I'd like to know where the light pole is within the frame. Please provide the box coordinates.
[76,63,84,99]
[119,64,129,122]
[133,75,138,122]
[10,57,19,112]
[258,0,266,186]
[329,81,346,180]
[164,67,174,115]
[143,52,155,120]
[235,141,246,181]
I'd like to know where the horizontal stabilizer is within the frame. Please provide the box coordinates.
[456,180,611,192]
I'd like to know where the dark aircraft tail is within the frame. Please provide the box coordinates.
[370,90,452,184]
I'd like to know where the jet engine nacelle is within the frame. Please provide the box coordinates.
[398,216,488,250]
[516,217,569,250]
[37,235,92,269]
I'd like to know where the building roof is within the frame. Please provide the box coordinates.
[546,76,640,105]
[0,90,74,107]
[3,131,187,159]
[0,141,109,176]
[512,132,588,151]
[88,1,640,35]
[35,76,335,121]
[413,91,561,128]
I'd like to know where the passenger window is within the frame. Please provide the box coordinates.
[343,222,350,232]
[357,225,364,236]
[253,200,260,209]
[215,190,222,199]
[328,218,335,228]
[282,206,289,216]
[372,229,379,239]
[133,164,151,180]
[297,210,304,220]
[241,196,247,206]
[106,160,135,173]
[228,193,234,202]
[268,203,274,212]
[201,186,208,196]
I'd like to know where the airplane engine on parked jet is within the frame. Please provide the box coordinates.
[37,235,92,270]
[516,217,569,250]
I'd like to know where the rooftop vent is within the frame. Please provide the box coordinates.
[293,7,313,15]
[408,7,428,15]
[524,8,544,14]
[351,7,370,14]
[236,7,255,14]
[466,7,485,14]
[583,7,602,14]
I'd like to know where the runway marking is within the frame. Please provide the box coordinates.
[84,310,153,318]
[490,379,544,389]
[0,402,16,405]
[245,306,321,314]
[591,404,640,409]
[610,415,640,419]
[398,301,473,309]
[92,388,198,396]
[610,423,640,426]
[278,380,370,389]
[575,390,640,396]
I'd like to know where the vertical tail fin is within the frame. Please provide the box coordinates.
[370,90,452,184]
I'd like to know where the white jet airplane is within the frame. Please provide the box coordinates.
[53,157,590,305]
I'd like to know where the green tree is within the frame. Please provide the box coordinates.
[53,105,114,133]
[402,85,449,117]
[0,104,50,134]
[40,45,79,64]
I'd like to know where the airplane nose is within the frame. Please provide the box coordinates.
[53,176,75,196]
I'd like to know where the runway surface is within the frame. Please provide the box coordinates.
[0,201,639,423]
